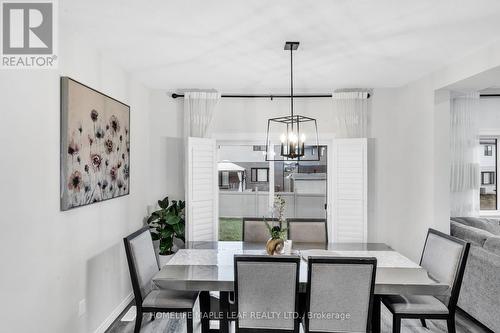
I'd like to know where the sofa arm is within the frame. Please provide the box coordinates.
[484,236,500,256]
[459,246,500,332]
[451,221,491,246]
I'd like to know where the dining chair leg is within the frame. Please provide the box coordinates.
[219,291,230,333]
[199,291,210,333]
[392,315,401,333]
[420,318,427,328]
[134,307,143,333]
[447,316,456,333]
[371,295,381,333]
[186,311,193,333]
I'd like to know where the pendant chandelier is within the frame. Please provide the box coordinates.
[265,42,319,161]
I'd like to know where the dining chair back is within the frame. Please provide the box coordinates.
[304,257,377,333]
[380,229,470,333]
[287,218,327,244]
[242,217,277,242]
[124,226,159,302]
[420,228,470,308]
[234,255,301,332]
[124,227,199,333]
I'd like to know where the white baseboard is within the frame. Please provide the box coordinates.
[94,292,134,333]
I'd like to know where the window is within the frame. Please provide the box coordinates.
[219,171,229,188]
[484,145,493,156]
[480,138,497,211]
[251,168,269,182]
[482,172,495,185]
[252,145,266,152]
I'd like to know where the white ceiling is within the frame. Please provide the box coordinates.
[61,0,500,92]
[444,66,500,92]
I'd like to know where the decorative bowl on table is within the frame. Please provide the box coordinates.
[266,237,285,255]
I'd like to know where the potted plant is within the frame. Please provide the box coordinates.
[147,196,185,266]
[265,194,288,255]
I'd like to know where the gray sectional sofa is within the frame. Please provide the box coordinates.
[450,217,500,332]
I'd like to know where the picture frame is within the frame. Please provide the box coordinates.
[60,77,130,211]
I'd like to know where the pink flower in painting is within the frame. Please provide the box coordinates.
[90,109,99,122]
[105,139,114,154]
[110,166,118,181]
[90,154,102,170]
[67,139,79,156]
[68,171,82,192]
[109,115,120,133]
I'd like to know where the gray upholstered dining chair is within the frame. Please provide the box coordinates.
[381,228,470,333]
[242,217,278,242]
[287,218,327,244]
[303,256,377,333]
[123,227,199,333]
[234,255,301,332]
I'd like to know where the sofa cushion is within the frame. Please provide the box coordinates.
[455,217,500,236]
[458,246,500,332]
[450,217,466,224]
[483,237,500,256]
[450,221,491,247]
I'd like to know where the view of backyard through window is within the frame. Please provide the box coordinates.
[218,144,327,241]
[219,218,243,241]
[480,138,497,210]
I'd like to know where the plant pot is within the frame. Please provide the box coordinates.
[266,238,284,255]
[158,253,175,267]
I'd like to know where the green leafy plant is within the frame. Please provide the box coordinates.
[147,196,185,255]
[265,220,287,240]
[264,194,287,240]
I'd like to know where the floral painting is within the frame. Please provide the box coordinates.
[60,77,130,211]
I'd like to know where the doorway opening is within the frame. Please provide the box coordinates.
[217,143,327,241]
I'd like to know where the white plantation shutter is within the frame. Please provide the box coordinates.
[329,138,367,242]
[186,137,218,242]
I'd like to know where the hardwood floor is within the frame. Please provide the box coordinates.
[106,300,491,333]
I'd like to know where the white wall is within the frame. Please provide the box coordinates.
[369,81,445,260]
[148,91,185,201]
[211,97,337,140]
[0,27,152,332]
[478,97,500,130]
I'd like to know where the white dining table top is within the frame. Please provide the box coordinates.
[153,241,450,295]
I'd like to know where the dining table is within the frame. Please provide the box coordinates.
[152,241,450,333]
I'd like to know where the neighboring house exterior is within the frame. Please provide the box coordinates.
[480,140,496,195]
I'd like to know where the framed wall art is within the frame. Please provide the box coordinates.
[60,77,130,211]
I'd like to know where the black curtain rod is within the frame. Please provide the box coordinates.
[171,93,370,100]
[480,94,500,97]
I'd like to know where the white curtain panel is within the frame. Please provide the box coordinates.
[183,91,221,138]
[237,171,243,192]
[450,92,480,217]
[332,91,370,138]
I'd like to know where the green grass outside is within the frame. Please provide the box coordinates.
[219,218,243,241]
[480,193,497,210]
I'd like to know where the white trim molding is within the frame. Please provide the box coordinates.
[94,292,133,333]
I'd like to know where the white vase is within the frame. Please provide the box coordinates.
[158,253,174,267]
